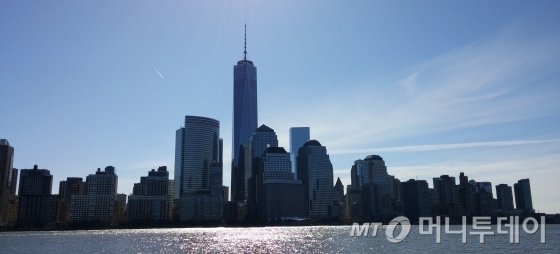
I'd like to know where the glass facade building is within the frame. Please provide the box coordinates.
[495,183,514,211]
[514,178,533,211]
[289,127,310,178]
[232,58,257,172]
[174,116,220,198]
[297,140,334,219]
[247,125,278,204]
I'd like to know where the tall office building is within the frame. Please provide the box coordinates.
[174,116,220,198]
[495,184,514,211]
[17,165,58,224]
[476,182,493,197]
[333,177,345,218]
[58,177,84,223]
[257,147,305,220]
[232,25,258,196]
[433,175,457,214]
[70,166,118,222]
[402,179,431,223]
[8,168,18,195]
[231,143,249,202]
[59,177,84,200]
[18,165,53,196]
[128,167,170,221]
[364,155,393,198]
[174,116,222,221]
[350,159,370,191]
[514,179,533,212]
[364,155,395,215]
[289,127,310,178]
[246,125,278,206]
[0,139,14,225]
[297,140,334,219]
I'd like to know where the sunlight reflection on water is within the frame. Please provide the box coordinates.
[1,225,558,253]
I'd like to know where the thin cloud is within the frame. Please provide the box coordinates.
[263,24,560,152]
[330,139,560,155]
[155,68,164,78]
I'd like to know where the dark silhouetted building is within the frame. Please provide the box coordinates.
[402,179,431,223]
[58,177,84,224]
[333,177,345,218]
[128,167,170,221]
[0,139,15,226]
[255,146,305,220]
[174,116,222,221]
[514,179,533,212]
[231,26,258,209]
[17,165,58,224]
[433,175,456,215]
[297,140,334,219]
[289,127,310,179]
[9,168,18,195]
[246,125,278,217]
[365,155,395,215]
[495,184,514,211]
[475,188,494,216]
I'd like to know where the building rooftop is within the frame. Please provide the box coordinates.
[255,124,274,133]
[264,147,287,154]
[303,140,322,147]
[364,155,383,161]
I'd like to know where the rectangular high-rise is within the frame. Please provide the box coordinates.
[175,116,220,198]
[232,29,258,169]
[17,165,58,224]
[495,184,514,211]
[514,179,533,212]
[174,116,222,221]
[128,167,170,221]
[402,179,431,223]
[231,26,258,205]
[0,139,14,226]
[70,166,118,222]
[289,127,310,179]
[297,140,334,219]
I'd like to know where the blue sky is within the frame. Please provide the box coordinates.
[1,1,559,213]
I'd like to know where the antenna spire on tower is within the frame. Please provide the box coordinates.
[244,24,247,61]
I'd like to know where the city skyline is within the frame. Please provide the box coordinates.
[1,1,559,214]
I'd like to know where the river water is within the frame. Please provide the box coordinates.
[1,225,558,253]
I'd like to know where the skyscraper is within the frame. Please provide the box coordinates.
[495,184,514,211]
[247,125,278,206]
[514,179,533,211]
[402,179,431,223]
[232,25,258,203]
[231,143,249,202]
[8,168,18,195]
[257,147,305,220]
[364,155,393,198]
[297,140,334,219]
[174,116,222,221]
[289,127,310,178]
[433,175,456,215]
[174,116,220,198]
[0,139,14,225]
[128,167,170,221]
[350,159,370,191]
[70,166,118,222]
[17,165,58,224]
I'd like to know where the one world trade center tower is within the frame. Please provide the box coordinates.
[231,25,257,202]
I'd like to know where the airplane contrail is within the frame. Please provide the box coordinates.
[154,68,163,78]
